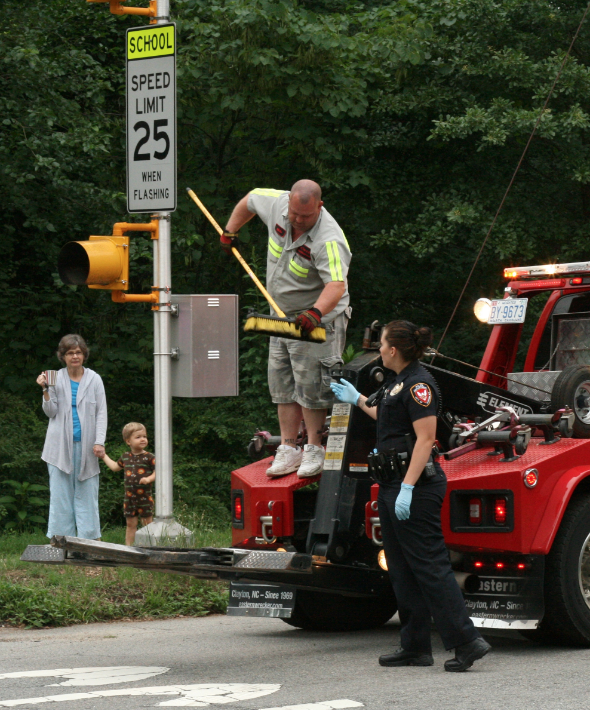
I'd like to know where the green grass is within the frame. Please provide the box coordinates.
[0,524,232,629]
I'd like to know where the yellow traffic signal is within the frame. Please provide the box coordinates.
[58,236,129,291]
[58,220,158,302]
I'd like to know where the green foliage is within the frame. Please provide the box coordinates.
[0,575,227,629]
[342,343,362,364]
[0,480,48,531]
[0,391,48,480]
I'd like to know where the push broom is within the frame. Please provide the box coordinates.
[186,188,326,343]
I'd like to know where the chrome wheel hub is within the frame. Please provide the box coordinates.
[574,382,590,424]
[579,531,590,611]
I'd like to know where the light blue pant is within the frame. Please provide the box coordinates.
[46,441,101,539]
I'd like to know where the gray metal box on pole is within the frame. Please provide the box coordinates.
[170,295,239,398]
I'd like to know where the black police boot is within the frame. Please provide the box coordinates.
[379,648,434,667]
[444,637,492,672]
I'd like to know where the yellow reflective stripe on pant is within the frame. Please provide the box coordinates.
[268,237,283,259]
[251,188,284,198]
[289,259,308,278]
[326,241,343,281]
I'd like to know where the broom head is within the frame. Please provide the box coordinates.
[244,312,326,343]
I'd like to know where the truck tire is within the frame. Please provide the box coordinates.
[526,494,590,646]
[550,365,590,438]
[282,589,397,632]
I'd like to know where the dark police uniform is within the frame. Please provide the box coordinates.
[376,360,481,654]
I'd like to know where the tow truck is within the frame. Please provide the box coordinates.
[22,260,590,645]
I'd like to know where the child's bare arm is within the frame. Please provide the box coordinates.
[139,471,155,484]
[100,453,122,472]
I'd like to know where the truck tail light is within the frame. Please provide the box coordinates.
[524,468,538,488]
[494,498,507,525]
[451,490,512,531]
[469,498,482,525]
[232,490,245,529]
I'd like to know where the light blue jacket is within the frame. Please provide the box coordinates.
[41,367,107,480]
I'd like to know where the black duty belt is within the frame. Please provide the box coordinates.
[368,449,438,486]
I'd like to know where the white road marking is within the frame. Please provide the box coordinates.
[259,702,363,710]
[0,667,170,687]
[0,683,281,707]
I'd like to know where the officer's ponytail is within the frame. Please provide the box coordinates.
[382,321,432,362]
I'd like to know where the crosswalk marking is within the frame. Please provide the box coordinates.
[0,683,281,707]
[0,667,169,687]
[259,702,363,710]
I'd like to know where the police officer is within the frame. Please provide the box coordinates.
[330,320,491,672]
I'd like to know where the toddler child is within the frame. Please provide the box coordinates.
[100,422,155,545]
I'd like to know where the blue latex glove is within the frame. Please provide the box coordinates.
[395,483,414,521]
[330,378,360,406]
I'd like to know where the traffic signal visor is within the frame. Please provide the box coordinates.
[58,236,129,290]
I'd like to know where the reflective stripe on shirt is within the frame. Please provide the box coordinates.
[268,236,283,258]
[341,230,351,251]
[251,188,284,198]
[326,241,344,281]
[289,259,309,278]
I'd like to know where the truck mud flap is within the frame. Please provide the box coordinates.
[227,582,296,618]
[462,556,545,630]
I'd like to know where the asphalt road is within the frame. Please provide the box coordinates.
[1,614,589,710]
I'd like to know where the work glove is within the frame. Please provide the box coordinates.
[294,307,322,335]
[220,231,239,254]
[395,483,414,521]
[330,378,361,406]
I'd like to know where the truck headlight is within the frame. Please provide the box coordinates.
[474,298,492,323]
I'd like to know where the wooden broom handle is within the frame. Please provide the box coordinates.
[186,188,287,319]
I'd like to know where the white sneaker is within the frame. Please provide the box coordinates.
[297,444,325,478]
[266,445,303,477]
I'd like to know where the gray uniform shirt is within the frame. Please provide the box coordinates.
[247,189,352,323]
[41,367,107,480]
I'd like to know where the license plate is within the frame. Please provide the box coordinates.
[488,299,528,324]
[227,582,296,618]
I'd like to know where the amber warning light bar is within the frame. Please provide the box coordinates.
[505,261,590,279]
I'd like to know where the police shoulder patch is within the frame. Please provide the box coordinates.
[411,383,432,407]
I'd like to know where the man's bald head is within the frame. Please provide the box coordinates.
[288,180,324,236]
[290,179,322,205]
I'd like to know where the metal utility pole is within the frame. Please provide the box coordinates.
[133,0,191,546]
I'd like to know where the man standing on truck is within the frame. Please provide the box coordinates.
[223,180,352,479]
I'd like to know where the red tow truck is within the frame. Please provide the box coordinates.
[22,260,590,645]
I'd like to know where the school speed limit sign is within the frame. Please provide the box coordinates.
[126,24,176,213]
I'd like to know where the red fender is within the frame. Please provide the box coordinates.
[530,466,590,554]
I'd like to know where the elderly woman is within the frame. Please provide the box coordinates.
[36,334,107,540]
